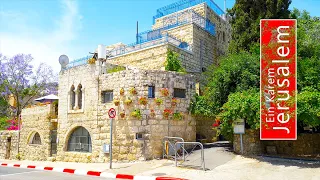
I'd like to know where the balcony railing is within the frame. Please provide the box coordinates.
[108,33,191,57]
[142,9,215,40]
[153,0,225,24]
[66,55,93,69]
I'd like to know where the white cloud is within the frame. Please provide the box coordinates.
[0,0,83,73]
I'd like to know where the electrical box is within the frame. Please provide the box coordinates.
[103,144,110,153]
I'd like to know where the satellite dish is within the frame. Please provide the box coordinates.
[59,55,69,70]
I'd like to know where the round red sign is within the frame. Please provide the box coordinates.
[108,108,116,118]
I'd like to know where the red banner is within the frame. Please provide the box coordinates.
[260,19,297,140]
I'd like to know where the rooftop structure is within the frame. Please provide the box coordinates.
[66,0,229,70]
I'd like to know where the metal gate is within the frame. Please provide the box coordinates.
[50,130,57,156]
[162,136,184,159]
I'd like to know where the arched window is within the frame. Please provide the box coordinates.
[77,84,82,109]
[67,127,92,152]
[70,85,75,110]
[30,132,41,145]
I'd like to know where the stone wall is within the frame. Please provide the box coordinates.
[233,129,263,155]
[234,130,320,158]
[0,130,18,160]
[205,4,231,56]
[195,117,217,143]
[263,134,320,157]
[20,104,57,161]
[109,45,168,70]
[57,65,196,163]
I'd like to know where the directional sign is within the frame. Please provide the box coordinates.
[108,108,116,118]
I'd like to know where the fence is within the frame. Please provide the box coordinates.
[66,55,93,69]
[108,33,191,57]
[147,9,215,41]
[153,0,225,24]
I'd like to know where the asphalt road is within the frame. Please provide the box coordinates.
[0,166,114,180]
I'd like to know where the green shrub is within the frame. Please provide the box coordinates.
[165,49,186,73]
[107,66,126,73]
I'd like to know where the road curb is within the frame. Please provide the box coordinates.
[0,162,187,180]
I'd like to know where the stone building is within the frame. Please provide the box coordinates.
[1,0,230,162]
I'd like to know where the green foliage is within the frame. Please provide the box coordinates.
[218,90,260,141]
[173,112,183,120]
[228,0,291,53]
[204,52,260,109]
[293,9,320,92]
[0,116,9,130]
[297,91,320,128]
[130,109,141,119]
[165,49,186,73]
[107,66,126,73]
[189,95,216,117]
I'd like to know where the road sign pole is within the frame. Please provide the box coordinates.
[109,118,113,169]
[240,134,243,154]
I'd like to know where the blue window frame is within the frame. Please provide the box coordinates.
[148,86,155,98]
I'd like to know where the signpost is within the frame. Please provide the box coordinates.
[234,119,245,154]
[108,108,116,169]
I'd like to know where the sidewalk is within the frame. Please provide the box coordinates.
[1,147,320,180]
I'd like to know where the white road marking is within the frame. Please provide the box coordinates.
[0,170,41,177]
[100,172,116,178]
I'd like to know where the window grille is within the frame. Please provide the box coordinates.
[102,91,113,103]
[148,86,155,98]
[67,127,92,153]
[31,132,41,145]
[174,88,186,98]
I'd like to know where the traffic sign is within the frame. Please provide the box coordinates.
[108,108,116,118]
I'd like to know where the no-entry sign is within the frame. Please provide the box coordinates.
[108,108,116,119]
[260,19,297,140]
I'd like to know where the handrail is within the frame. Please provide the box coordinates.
[162,136,185,159]
[175,142,205,171]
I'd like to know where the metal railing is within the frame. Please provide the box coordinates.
[175,142,205,171]
[153,0,225,24]
[108,33,191,58]
[66,55,93,69]
[163,136,185,160]
[147,9,215,40]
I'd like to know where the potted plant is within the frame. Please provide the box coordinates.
[173,112,183,120]
[160,88,169,97]
[120,88,125,96]
[131,109,142,119]
[163,109,172,119]
[171,98,178,107]
[150,109,156,118]
[139,97,148,105]
[124,98,133,105]
[120,111,125,118]
[87,57,96,64]
[129,87,137,95]
[113,99,120,106]
[155,98,163,106]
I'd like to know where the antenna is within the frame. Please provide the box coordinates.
[136,21,139,44]
[224,0,226,13]
[59,55,69,71]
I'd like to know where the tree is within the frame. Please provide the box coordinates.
[0,54,57,118]
[165,49,186,72]
[228,0,291,53]
[204,52,260,113]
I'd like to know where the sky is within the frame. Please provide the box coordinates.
[0,0,319,73]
